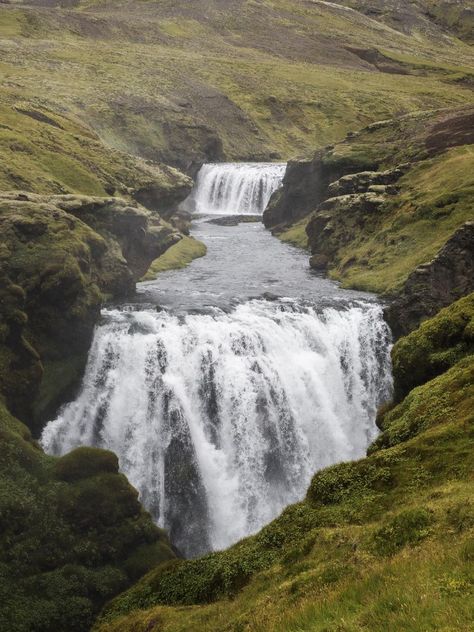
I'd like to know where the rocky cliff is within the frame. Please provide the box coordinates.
[265,106,474,333]
[0,192,183,432]
[386,222,474,337]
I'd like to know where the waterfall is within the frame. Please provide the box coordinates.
[188,162,286,215]
[41,299,392,558]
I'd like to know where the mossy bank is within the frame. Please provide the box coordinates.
[0,403,176,632]
[0,191,188,433]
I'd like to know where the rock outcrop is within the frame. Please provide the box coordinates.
[385,223,474,338]
[0,192,181,431]
[306,172,403,272]
[264,106,474,233]
[263,148,380,230]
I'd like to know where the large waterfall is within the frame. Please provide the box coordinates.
[42,299,392,557]
[188,162,286,215]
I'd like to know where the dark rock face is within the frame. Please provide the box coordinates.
[263,149,379,230]
[385,222,474,338]
[0,192,181,431]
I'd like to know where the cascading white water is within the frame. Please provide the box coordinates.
[188,162,286,215]
[42,299,392,558]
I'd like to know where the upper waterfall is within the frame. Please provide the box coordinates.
[187,162,286,215]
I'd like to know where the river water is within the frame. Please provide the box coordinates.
[41,163,393,557]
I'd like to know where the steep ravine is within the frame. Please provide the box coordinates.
[40,164,393,559]
[89,133,474,631]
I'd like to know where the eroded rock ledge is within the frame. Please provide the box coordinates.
[0,192,182,431]
[385,222,474,337]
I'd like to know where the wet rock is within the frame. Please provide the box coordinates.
[309,254,329,271]
[206,214,261,226]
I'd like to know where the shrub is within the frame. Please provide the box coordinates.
[372,508,433,556]
[55,447,119,482]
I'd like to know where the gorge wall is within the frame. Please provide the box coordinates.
[0,186,191,433]
[265,106,474,335]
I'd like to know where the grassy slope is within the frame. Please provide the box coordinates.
[336,144,474,293]
[0,1,473,171]
[0,90,191,203]
[95,295,474,632]
[278,218,310,250]
[141,236,207,280]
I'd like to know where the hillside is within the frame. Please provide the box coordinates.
[1,0,473,176]
[0,2,473,632]
[0,403,177,632]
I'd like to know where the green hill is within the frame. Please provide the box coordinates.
[1,0,473,176]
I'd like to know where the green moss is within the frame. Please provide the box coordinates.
[142,236,206,280]
[372,357,473,453]
[372,508,433,556]
[32,353,88,423]
[391,293,474,399]
[55,447,119,482]
[277,217,310,249]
